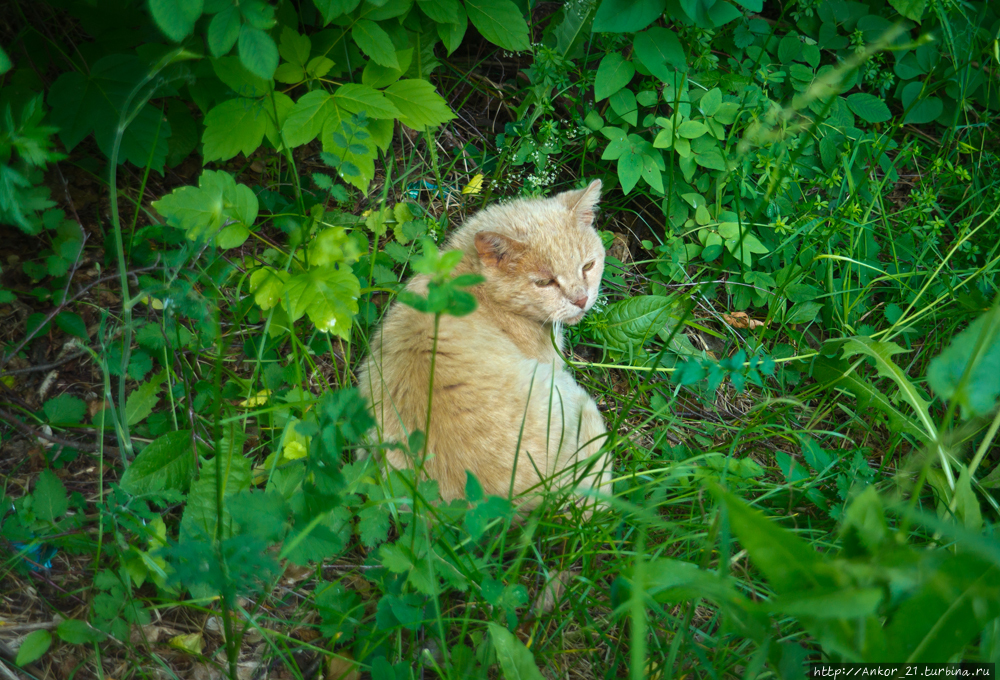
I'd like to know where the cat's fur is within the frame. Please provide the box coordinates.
[357,180,611,508]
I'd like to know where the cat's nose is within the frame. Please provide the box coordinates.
[571,294,588,309]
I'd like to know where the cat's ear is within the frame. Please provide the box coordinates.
[475,231,525,269]
[557,179,602,227]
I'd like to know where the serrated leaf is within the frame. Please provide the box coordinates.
[150,0,203,42]
[202,98,269,161]
[314,0,363,23]
[334,83,401,119]
[212,56,273,97]
[352,19,398,69]
[249,267,289,309]
[846,93,891,124]
[43,394,86,425]
[120,430,201,494]
[465,0,530,51]
[384,79,455,130]
[589,295,681,355]
[33,469,68,522]
[417,0,460,22]
[282,266,360,339]
[282,90,337,147]
[594,52,634,101]
[593,0,665,32]
[15,630,51,666]
[488,623,545,680]
[238,24,279,79]
[126,373,166,426]
[179,451,252,542]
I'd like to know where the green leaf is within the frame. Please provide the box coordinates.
[180,450,252,542]
[0,46,11,75]
[212,56,273,97]
[15,630,51,666]
[282,90,338,147]
[785,301,822,325]
[488,623,545,680]
[593,0,666,33]
[238,24,279,79]
[465,0,530,51]
[846,93,891,124]
[149,0,203,42]
[633,27,686,81]
[384,79,455,130]
[314,0,363,23]
[888,0,926,21]
[900,81,942,124]
[54,311,88,340]
[202,98,269,161]
[589,295,682,355]
[927,305,1000,419]
[208,6,241,57]
[278,26,311,66]
[249,267,290,309]
[352,19,399,68]
[126,373,166,426]
[417,0,460,22]
[120,430,200,495]
[436,5,468,55]
[594,52,634,101]
[43,394,86,425]
[33,469,68,522]
[56,619,107,644]
[282,266,360,339]
[334,83,401,119]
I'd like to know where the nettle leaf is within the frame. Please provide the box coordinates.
[488,622,545,680]
[352,19,398,68]
[120,430,203,495]
[927,305,1000,419]
[594,52,634,101]
[202,98,269,161]
[34,469,68,522]
[43,393,86,424]
[126,373,166,426]
[282,266,360,338]
[238,24,279,79]
[633,27,686,81]
[846,93,891,124]
[465,0,530,52]
[384,79,455,130]
[593,0,666,33]
[149,0,203,42]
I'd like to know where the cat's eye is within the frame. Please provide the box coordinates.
[582,261,596,273]
[535,279,556,287]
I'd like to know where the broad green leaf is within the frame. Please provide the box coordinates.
[889,0,926,21]
[589,295,681,355]
[764,588,882,619]
[43,393,86,424]
[238,24,279,79]
[362,48,413,88]
[202,98,268,161]
[552,0,593,58]
[126,373,166,426]
[314,0,363,23]
[282,266,360,339]
[900,81,942,124]
[488,623,545,680]
[15,630,51,666]
[216,224,249,248]
[927,305,1000,418]
[282,90,338,147]
[120,430,201,494]
[417,0,460,23]
[784,300,822,325]
[352,19,399,68]
[384,79,455,130]
[594,52,634,101]
[179,450,252,542]
[609,88,637,126]
[149,0,203,42]
[617,145,642,194]
[321,114,377,192]
[55,311,88,340]
[0,46,11,75]
[207,6,241,57]
[436,5,468,55]
[846,93,891,124]
[465,0,530,52]
[249,267,289,309]
[33,469,68,522]
[56,619,107,644]
[334,83,401,119]
[633,27,686,81]
[278,26,311,66]
[593,0,666,33]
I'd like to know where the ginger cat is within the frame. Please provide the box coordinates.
[358,180,611,509]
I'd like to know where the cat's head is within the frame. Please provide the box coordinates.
[472,180,605,325]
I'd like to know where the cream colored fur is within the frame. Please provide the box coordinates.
[357,180,612,509]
